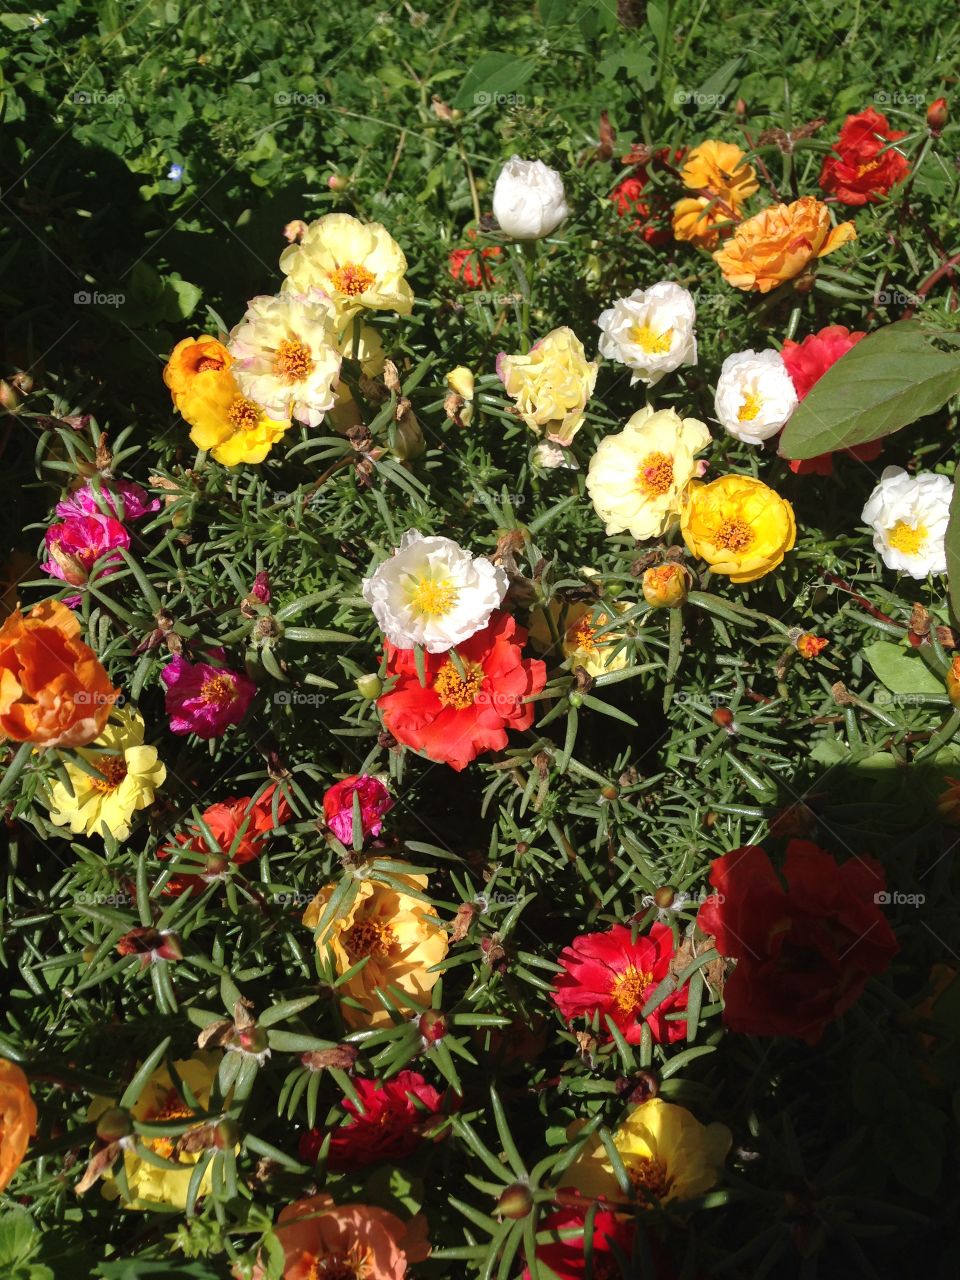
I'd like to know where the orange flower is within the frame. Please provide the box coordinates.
[673,141,758,248]
[163,335,233,406]
[712,196,856,293]
[672,195,738,248]
[0,600,118,747]
[795,633,828,659]
[0,1058,37,1192]
[248,1193,430,1280]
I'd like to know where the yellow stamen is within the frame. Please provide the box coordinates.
[89,755,128,794]
[610,965,654,1017]
[628,1154,671,1201]
[433,659,485,710]
[200,674,235,706]
[409,577,457,619]
[227,396,261,432]
[146,1091,194,1160]
[330,263,375,297]
[629,324,673,354]
[303,1245,372,1280]
[738,392,762,422]
[343,918,396,961]
[272,337,313,383]
[715,518,754,552]
[887,520,926,556]
[636,451,674,497]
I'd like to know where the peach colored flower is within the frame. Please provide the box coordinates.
[712,197,856,293]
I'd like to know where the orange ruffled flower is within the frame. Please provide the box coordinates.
[673,140,758,248]
[0,600,118,747]
[0,1057,37,1193]
[248,1193,430,1280]
[163,335,233,408]
[712,196,856,293]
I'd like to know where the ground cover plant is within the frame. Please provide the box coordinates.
[1,1,960,1277]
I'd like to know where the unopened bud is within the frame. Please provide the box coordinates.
[927,97,948,134]
[712,706,735,731]
[418,1010,447,1044]
[0,380,21,412]
[642,562,691,609]
[391,410,425,462]
[653,885,676,910]
[600,784,619,801]
[96,1107,133,1142]
[497,1182,534,1219]
[327,174,349,191]
[237,1024,269,1055]
[734,98,748,118]
[355,672,382,700]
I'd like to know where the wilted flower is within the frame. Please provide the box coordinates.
[43,512,130,603]
[642,562,692,608]
[492,156,569,240]
[714,348,798,444]
[597,281,697,386]
[861,466,952,579]
[323,774,393,845]
[497,327,598,446]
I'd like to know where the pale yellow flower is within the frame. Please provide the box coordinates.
[498,327,598,446]
[279,213,413,320]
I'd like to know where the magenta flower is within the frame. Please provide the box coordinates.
[42,513,131,605]
[56,480,161,522]
[250,571,271,604]
[161,650,257,737]
[322,774,393,844]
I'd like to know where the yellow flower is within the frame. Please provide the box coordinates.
[672,195,737,249]
[529,574,633,677]
[446,365,475,400]
[498,327,599,447]
[681,140,758,206]
[713,196,857,293]
[565,1097,731,1205]
[586,405,711,540]
[642,562,692,608]
[303,864,449,1029]
[279,213,414,320]
[175,368,292,465]
[680,473,796,583]
[45,707,166,841]
[89,1053,223,1210]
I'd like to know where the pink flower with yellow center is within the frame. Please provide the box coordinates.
[42,512,130,605]
[161,649,256,738]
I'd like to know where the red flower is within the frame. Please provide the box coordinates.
[819,107,909,206]
[323,773,392,844]
[159,785,290,894]
[522,1207,636,1280]
[780,325,881,475]
[378,611,546,772]
[696,840,898,1045]
[552,922,687,1045]
[610,146,677,246]
[298,1071,449,1170]
[448,228,502,289]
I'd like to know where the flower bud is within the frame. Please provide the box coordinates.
[237,1024,269,1056]
[946,655,960,707]
[418,1010,447,1044]
[355,672,382,700]
[391,409,425,461]
[927,97,948,134]
[492,156,569,241]
[96,1107,133,1142]
[496,1182,534,1219]
[0,379,21,412]
[642,562,691,609]
[327,174,349,191]
[712,706,735,731]
[653,885,676,910]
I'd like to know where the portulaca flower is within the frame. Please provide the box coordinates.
[228,291,342,428]
[597,282,697,386]
[861,466,952,579]
[714,348,798,444]
[362,531,508,653]
[492,156,569,240]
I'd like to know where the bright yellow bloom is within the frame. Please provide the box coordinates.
[303,864,449,1029]
[89,1053,223,1210]
[163,336,232,408]
[586,405,710,541]
[45,707,166,841]
[279,213,413,320]
[498,327,599,447]
[681,140,758,205]
[672,195,737,249]
[681,473,796,583]
[713,196,856,293]
[565,1097,731,1205]
[175,368,292,465]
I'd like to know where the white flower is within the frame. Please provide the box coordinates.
[861,466,952,579]
[228,291,342,428]
[492,156,569,240]
[597,282,697,387]
[362,530,509,653]
[714,349,798,445]
[534,440,580,470]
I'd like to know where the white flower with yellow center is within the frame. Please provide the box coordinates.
[715,349,798,445]
[861,466,951,579]
[228,292,341,428]
[45,707,166,842]
[586,405,711,540]
[597,282,698,387]
[361,530,508,653]
[279,212,414,320]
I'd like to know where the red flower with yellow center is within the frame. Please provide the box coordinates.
[377,611,546,772]
[552,922,688,1045]
[819,107,909,206]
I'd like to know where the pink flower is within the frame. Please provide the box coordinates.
[323,774,393,844]
[42,513,130,605]
[161,649,256,737]
[56,480,160,522]
[298,1071,448,1170]
[250,570,271,604]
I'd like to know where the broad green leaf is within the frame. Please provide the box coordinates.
[863,640,944,695]
[451,54,539,110]
[779,321,960,460]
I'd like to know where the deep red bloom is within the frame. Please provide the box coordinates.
[378,611,546,772]
[448,228,502,289]
[552,922,687,1045]
[610,146,678,246]
[819,107,909,205]
[298,1071,449,1170]
[522,1207,636,1280]
[159,785,290,894]
[323,773,392,844]
[696,840,898,1045]
[780,325,881,475]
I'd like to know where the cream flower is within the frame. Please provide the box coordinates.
[362,530,508,653]
[597,282,697,387]
[492,156,569,240]
[714,348,798,444]
[45,707,166,842]
[279,212,413,319]
[586,405,711,540]
[498,327,599,446]
[861,466,952,579]
[228,292,341,428]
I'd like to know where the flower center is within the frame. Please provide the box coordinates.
[433,659,485,710]
[629,324,673,354]
[628,1155,672,1201]
[303,1246,373,1280]
[610,965,654,1017]
[343,918,397,960]
[196,355,225,373]
[567,616,598,652]
[637,451,674,496]
[330,263,376,297]
[272,337,314,383]
[200,674,235,706]
[715,517,754,552]
[738,392,763,422]
[856,157,882,178]
[887,519,926,555]
[90,754,128,793]
[409,577,457,618]
[227,395,262,432]
[146,1090,194,1160]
